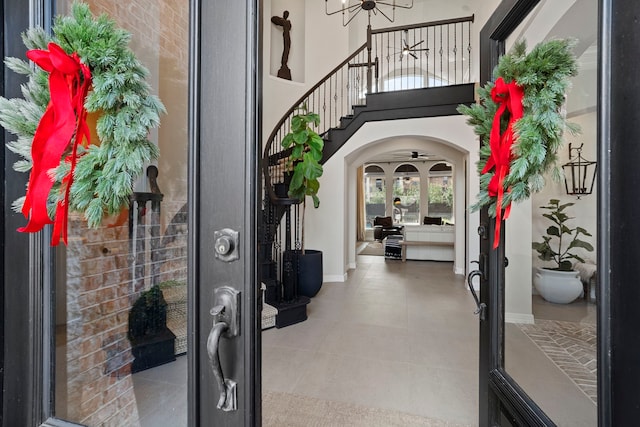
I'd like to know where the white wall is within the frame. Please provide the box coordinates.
[263,0,350,140]
[505,199,534,323]
[269,0,305,82]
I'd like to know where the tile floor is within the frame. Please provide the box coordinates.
[262,255,480,425]
[129,253,597,426]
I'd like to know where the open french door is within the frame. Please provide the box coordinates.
[477,0,640,425]
[476,1,581,425]
[1,0,261,425]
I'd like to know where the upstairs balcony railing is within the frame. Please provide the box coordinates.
[263,15,475,202]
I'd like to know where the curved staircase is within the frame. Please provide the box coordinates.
[260,16,476,328]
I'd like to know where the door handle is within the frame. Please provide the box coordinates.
[206,286,240,412]
[467,269,486,321]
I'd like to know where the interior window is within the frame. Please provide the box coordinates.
[384,74,424,91]
[428,162,453,222]
[393,163,420,224]
[364,165,386,228]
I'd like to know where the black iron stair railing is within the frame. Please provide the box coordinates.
[260,15,475,323]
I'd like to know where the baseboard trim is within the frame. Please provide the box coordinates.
[347,262,356,270]
[454,266,465,275]
[505,312,535,324]
[324,274,347,283]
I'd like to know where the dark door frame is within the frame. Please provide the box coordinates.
[2,0,52,425]
[599,0,640,423]
[191,0,261,424]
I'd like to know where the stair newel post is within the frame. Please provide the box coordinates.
[366,23,373,94]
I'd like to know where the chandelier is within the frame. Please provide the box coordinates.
[325,0,414,26]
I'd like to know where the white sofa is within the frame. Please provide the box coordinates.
[401,225,455,261]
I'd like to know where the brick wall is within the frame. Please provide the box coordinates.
[64,205,188,425]
[65,213,140,426]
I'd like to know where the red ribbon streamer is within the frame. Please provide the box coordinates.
[481,77,524,249]
[19,42,92,245]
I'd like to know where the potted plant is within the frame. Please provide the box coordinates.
[532,199,594,303]
[281,104,324,297]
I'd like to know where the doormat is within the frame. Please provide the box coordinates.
[262,391,473,427]
[517,319,597,403]
[358,241,384,256]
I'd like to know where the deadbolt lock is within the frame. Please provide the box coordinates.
[214,228,239,262]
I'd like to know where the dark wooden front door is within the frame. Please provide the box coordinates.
[1,0,261,425]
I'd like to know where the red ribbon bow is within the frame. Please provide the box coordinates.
[20,42,92,246]
[481,77,524,249]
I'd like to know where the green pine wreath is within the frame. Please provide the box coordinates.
[0,2,164,228]
[457,39,579,217]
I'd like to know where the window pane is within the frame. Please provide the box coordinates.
[428,163,453,222]
[364,165,385,228]
[53,1,189,425]
[393,164,420,225]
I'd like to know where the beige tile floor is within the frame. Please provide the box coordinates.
[263,255,480,425]
[127,253,597,426]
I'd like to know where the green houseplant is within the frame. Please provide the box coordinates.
[532,199,593,270]
[281,105,323,211]
[532,199,594,303]
[280,104,324,297]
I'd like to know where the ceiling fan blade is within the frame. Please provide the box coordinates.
[409,52,418,59]
[409,40,424,49]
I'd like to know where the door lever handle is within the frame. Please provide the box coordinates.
[206,287,240,412]
[207,318,232,409]
[467,269,486,321]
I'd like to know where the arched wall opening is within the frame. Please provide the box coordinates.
[346,134,469,275]
[301,115,480,281]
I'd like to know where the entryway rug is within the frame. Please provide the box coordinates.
[517,319,597,403]
[358,241,384,256]
[262,391,473,427]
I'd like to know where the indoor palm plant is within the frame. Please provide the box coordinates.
[280,104,324,297]
[532,199,594,303]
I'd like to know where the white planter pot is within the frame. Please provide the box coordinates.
[534,267,583,304]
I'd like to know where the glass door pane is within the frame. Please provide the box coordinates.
[502,1,598,425]
[53,1,189,425]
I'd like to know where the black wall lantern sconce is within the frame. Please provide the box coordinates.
[562,143,597,197]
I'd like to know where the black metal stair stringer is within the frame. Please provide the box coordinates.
[321,83,477,162]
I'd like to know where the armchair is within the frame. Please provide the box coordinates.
[373,216,404,241]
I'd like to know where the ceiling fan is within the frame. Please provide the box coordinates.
[410,150,429,159]
[390,150,431,161]
[395,31,429,61]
